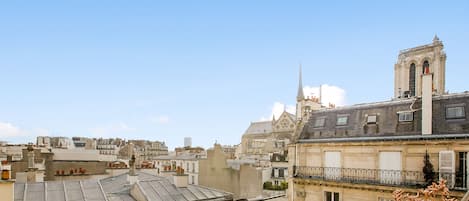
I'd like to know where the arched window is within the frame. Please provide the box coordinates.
[423,60,430,74]
[409,63,416,97]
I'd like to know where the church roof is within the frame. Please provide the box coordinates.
[244,121,273,134]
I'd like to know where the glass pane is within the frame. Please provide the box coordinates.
[447,107,465,119]
[314,118,325,127]
[367,115,377,123]
[333,192,339,201]
[337,116,348,125]
[325,192,332,201]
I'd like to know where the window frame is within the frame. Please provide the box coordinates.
[366,115,377,124]
[446,106,465,120]
[398,112,413,122]
[336,115,349,126]
[324,191,340,201]
[313,117,326,128]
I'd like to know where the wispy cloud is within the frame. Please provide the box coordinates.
[0,122,52,144]
[149,115,170,124]
[259,85,346,121]
[89,122,136,137]
[303,84,346,106]
[0,122,24,137]
[260,102,296,121]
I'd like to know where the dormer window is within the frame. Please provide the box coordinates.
[313,117,326,128]
[366,115,377,124]
[336,115,348,126]
[398,112,413,122]
[446,106,465,119]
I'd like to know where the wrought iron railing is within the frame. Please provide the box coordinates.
[294,166,467,190]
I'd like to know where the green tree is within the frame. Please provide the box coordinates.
[422,150,436,186]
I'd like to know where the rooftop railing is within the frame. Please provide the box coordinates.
[294,166,467,191]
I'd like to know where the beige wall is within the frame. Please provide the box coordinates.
[394,39,446,98]
[0,181,14,201]
[289,139,469,201]
[199,144,262,200]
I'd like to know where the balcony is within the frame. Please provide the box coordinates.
[294,166,467,191]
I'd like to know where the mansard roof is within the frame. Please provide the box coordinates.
[299,92,469,141]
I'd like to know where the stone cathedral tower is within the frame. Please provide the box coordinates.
[295,66,321,122]
[394,36,446,98]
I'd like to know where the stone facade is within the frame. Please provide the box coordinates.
[394,36,446,98]
[199,144,263,200]
[289,38,469,201]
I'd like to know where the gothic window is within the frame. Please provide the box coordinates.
[280,119,289,129]
[409,63,416,96]
[423,60,430,74]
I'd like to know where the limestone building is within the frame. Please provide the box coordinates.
[288,37,469,201]
[394,35,446,98]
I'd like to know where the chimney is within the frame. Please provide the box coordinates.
[1,160,11,181]
[173,166,188,188]
[422,70,433,135]
[16,144,44,183]
[127,154,138,185]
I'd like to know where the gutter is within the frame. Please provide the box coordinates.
[298,133,469,144]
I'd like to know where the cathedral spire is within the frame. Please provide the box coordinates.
[296,64,305,101]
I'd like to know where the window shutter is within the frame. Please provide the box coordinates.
[439,151,455,188]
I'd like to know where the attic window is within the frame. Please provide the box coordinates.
[446,106,465,119]
[398,112,413,122]
[366,115,377,124]
[313,117,326,127]
[336,116,348,126]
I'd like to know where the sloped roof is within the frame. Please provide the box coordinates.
[15,171,232,201]
[138,179,231,201]
[14,180,107,201]
[244,121,272,134]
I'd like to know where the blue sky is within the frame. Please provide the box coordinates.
[1,1,468,149]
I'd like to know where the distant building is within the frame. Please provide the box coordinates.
[199,144,264,200]
[37,136,75,149]
[270,151,288,186]
[154,152,204,185]
[71,137,97,149]
[184,137,192,147]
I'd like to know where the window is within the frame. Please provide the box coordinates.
[446,106,465,119]
[367,115,377,124]
[336,116,348,126]
[398,112,413,122]
[279,168,284,178]
[423,60,430,74]
[409,63,416,97]
[314,117,326,127]
[324,191,339,201]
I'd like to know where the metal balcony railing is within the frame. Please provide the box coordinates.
[294,166,467,190]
